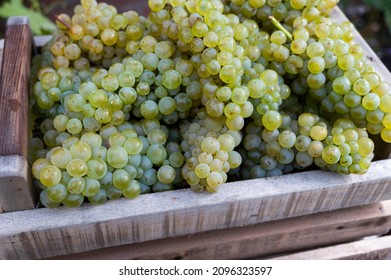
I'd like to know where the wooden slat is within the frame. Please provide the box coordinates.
[49,200,391,260]
[0,16,35,212]
[0,16,31,157]
[0,40,3,75]
[272,235,391,260]
[1,160,391,259]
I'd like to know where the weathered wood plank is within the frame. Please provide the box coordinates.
[1,159,391,259]
[0,17,35,212]
[272,235,391,260]
[48,200,391,260]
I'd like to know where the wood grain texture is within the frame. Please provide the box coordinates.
[0,17,35,212]
[1,159,391,259]
[272,235,391,260]
[49,200,391,260]
[0,16,32,157]
[0,155,35,212]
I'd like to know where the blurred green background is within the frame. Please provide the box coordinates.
[1,0,391,69]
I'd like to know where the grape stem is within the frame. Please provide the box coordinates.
[55,14,70,30]
[269,16,293,41]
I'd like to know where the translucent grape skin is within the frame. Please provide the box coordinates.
[28,0,390,209]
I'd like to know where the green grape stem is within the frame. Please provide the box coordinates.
[269,16,293,42]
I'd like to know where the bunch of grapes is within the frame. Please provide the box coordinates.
[28,0,390,208]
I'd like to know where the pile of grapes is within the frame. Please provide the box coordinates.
[29,0,391,208]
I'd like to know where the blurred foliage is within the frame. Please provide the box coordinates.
[340,0,391,33]
[363,0,391,33]
[339,0,391,69]
[0,0,56,36]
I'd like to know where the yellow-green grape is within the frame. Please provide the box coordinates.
[46,183,68,203]
[308,141,324,158]
[381,128,391,143]
[123,137,143,155]
[109,132,126,147]
[89,89,108,108]
[206,171,224,192]
[67,177,85,194]
[295,152,314,168]
[357,138,374,157]
[65,94,86,113]
[209,159,223,172]
[278,130,296,148]
[64,43,81,60]
[338,54,355,71]
[146,144,167,165]
[219,65,238,84]
[107,146,129,168]
[195,163,211,179]
[88,189,108,204]
[260,69,278,86]
[382,113,391,129]
[50,147,73,169]
[262,110,282,130]
[310,125,328,141]
[31,158,51,179]
[82,178,101,197]
[228,150,242,169]
[298,113,318,127]
[362,92,380,111]
[86,158,107,179]
[157,165,176,184]
[218,134,235,152]
[343,128,359,142]
[113,169,131,190]
[53,114,69,132]
[100,28,118,46]
[80,132,102,148]
[353,78,371,96]
[322,145,341,164]
[66,159,88,177]
[62,193,84,208]
[379,94,391,113]
[148,0,165,12]
[66,118,83,135]
[40,189,61,208]
[148,129,167,145]
[140,100,159,119]
[162,69,182,89]
[70,141,92,161]
[295,135,311,152]
[308,57,325,74]
[123,180,141,199]
[101,74,120,92]
[333,76,351,95]
[39,165,62,187]
[201,137,220,155]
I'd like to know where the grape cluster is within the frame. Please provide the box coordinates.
[29,0,391,208]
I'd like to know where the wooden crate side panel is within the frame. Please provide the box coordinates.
[1,159,391,259]
[48,201,391,260]
[272,235,391,260]
[0,17,35,212]
[0,16,31,157]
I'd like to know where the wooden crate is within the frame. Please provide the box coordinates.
[1,7,391,259]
